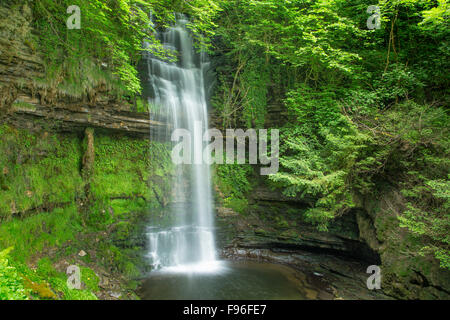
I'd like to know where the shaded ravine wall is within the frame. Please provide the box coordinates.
[0,4,169,138]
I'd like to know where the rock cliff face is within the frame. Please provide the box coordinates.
[5,100,169,137]
[0,4,169,138]
[216,184,380,262]
[215,185,388,300]
[215,181,450,300]
[358,191,450,299]
[0,4,41,113]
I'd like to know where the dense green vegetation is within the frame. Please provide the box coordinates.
[0,125,173,299]
[0,0,448,299]
[209,0,449,270]
[3,0,221,103]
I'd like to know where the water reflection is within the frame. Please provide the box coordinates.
[139,261,324,300]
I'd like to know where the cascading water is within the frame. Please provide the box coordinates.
[137,13,384,302]
[143,14,220,273]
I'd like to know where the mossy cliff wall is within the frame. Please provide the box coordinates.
[0,3,175,300]
[0,124,173,299]
[357,191,450,299]
[0,3,168,137]
[0,124,173,219]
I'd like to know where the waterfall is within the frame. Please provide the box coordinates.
[143,14,220,273]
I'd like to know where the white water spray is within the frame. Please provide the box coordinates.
[144,14,220,273]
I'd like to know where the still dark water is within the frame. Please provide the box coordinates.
[139,261,324,300]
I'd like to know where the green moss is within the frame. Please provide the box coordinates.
[134,97,150,113]
[279,229,298,239]
[80,266,100,292]
[0,125,173,299]
[275,217,289,229]
[223,197,248,215]
[214,162,254,215]
[0,125,173,220]
[0,206,80,262]
[123,261,140,278]
[36,258,58,278]
[3,249,98,300]
[114,221,132,241]
[110,199,147,219]
[12,101,36,111]
[214,163,252,198]
[92,134,172,202]
[254,228,267,236]
[0,125,83,218]
[80,198,114,230]
[50,277,98,300]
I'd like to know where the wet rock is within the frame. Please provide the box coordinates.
[78,250,87,257]
[217,207,238,217]
[362,190,450,300]
[0,4,169,139]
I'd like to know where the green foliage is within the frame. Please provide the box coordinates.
[215,163,252,198]
[0,206,81,272]
[214,163,252,214]
[184,0,222,52]
[212,0,449,268]
[28,0,168,95]
[0,248,29,300]
[145,0,222,52]
[240,58,270,128]
[212,55,269,129]
[268,86,369,230]
[378,103,449,269]
[4,0,224,100]
[216,0,365,77]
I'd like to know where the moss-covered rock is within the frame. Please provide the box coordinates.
[0,125,173,299]
[362,190,450,299]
